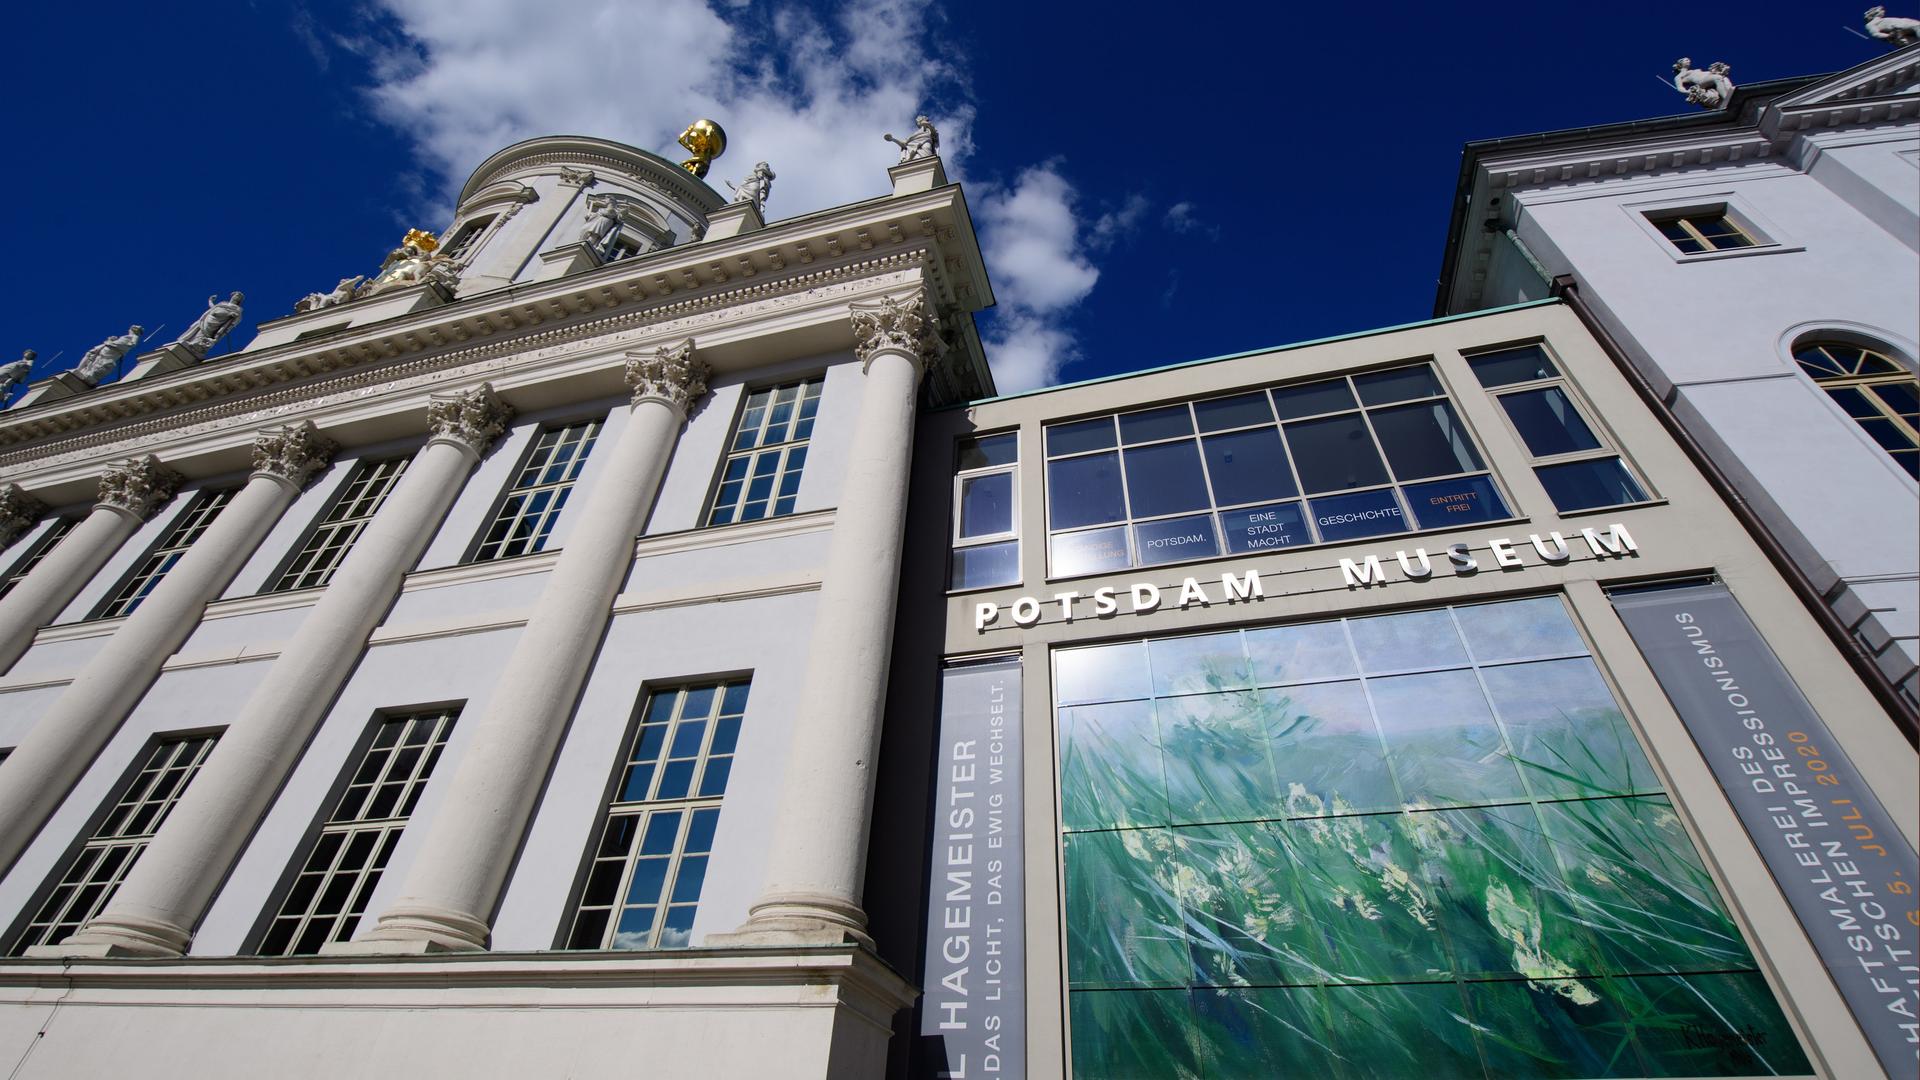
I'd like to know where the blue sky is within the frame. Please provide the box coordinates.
[0,2,1888,396]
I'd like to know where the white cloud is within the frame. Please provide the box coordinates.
[1089,193,1149,251]
[975,164,1101,391]
[1163,200,1219,239]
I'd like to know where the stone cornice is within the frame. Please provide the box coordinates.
[0,185,989,471]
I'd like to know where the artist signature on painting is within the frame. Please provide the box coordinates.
[1680,1023,1769,1051]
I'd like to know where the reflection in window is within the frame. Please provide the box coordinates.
[1470,344,1650,513]
[708,378,823,525]
[566,682,744,950]
[1056,596,1808,1079]
[950,432,1019,589]
[1793,341,1919,479]
[1042,364,1509,576]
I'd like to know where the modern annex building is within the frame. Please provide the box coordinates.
[0,57,1914,1080]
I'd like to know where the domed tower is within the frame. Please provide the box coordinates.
[443,134,727,294]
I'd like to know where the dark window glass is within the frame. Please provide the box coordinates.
[1870,382,1917,418]
[1309,488,1406,542]
[1468,346,1559,388]
[1134,515,1220,566]
[1219,502,1310,553]
[1193,392,1273,432]
[1201,428,1295,507]
[1536,458,1648,512]
[1402,475,1510,528]
[957,472,1014,538]
[1284,415,1389,493]
[953,541,1019,590]
[1353,366,1442,406]
[1369,402,1485,480]
[1500,387,1602,457]
[1048,453,1127,530]
[1121,441,1210,518]
[1270,378,1357,419]
[1047,417,1116,456]
[1691,214,1753,248]
[1052,527,1130,577]
[957,433,1017,470]
[1656,218,1705,253]
[1118,405,1193,445]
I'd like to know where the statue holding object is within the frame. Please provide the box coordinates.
[169,292,245,358]
[75,326,144,387]
[0,351,33,398]
[1672,58,1735,111]
[884,115,939,163]
[578,195,623,257]
[725,161,776,214]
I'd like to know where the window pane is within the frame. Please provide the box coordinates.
[1051,526,1130,578]
[1148,632,1251,697]
[1468,345,1558,388]
[1266,681,1397,814]
[1193,392,1274,432]
[1368,401,1485,479]
[1499,387,1601,456]
[1483,658,1656,798]
[1056,641,1152,707]
[1059,703,1167,832]
[957,472,1014,538]
[957,433,1017,470]
[1118,405,1193,444]
[1122,441,1210,518]
[1369,668,1525,806]
[1401,475,1509,528]
[1246,621,1356,684]
[1202,428,1295,506]
[1047,417,1116,456]
[1219,502,1310,554]
[1348,608,1467,674]
[952,541,1019,590]
[1353,365,1442,406]
[1454,596,1585,663]
[1133,514,1219,566]
[1047,453,1126,530]
[1535,457,1647,512]
[1270,378,1356,419]
[1284,415,1389,493]
[1869,381,1917,419]
[1857,416,1918,454]
[1307,488,1406,542]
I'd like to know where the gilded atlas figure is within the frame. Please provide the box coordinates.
[74,326,144,387]
[725,162,775,214]
[884,115,939,163]
[1865,5,1920,45]
[1671,57,1735,110]
[168,292,245,358]
[0,351,34,399]
[677,118,727,178]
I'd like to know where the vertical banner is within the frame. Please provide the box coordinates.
[918,657,1025,1079]
[1611,583,1919,1073]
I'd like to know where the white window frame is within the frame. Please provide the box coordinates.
[1467,341,1659,512]
[1622,192,1801,264]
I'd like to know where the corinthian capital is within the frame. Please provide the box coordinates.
[624,340,710,413]
[849,292,942,372]
[251,421,338,488]
[0,484,46,548]
[96,456,183,520]
[426,383,515,457]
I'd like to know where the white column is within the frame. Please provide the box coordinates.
[347,343,708,953]
[714,292,938,946]
[0,457,180,674]
[0,484,46,551]
[0,425,333,879]
[48,389,513,958]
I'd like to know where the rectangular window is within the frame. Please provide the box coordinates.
[472,418,602,562]
[10,733,219,954]
[98,488,237,618]
[271,457,410,592]
[706,379,822,526]
[1647,208,1756,254]
[565,681,746,950]
[0,517,78,600]
[951,432,1019,590]
[258,707,458,956]
[1056,597,1809,1079]
[1468,344,1651,513]
[1042,363,1510,577]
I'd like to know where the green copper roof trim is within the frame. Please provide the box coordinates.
[953,297,1564,410]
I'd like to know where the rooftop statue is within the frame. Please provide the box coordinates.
[884,115,939,163]
[1672,57,1735,111]
[725,161,775,214]
[294,276,365,314]
[170,292,245,358]
[364,229,458,296]
[74,326,144,387]
[578,194,623,257]
[678,119,727,179]
[0,351,33,398]
[1865,6,1920,45]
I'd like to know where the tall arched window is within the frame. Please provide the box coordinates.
[1793,340,1919,478]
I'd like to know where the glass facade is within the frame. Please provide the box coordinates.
[1055,597,1807,1079]
[1043,364,1509,578]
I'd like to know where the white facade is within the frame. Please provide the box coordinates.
[0,137,990,1077]
[1437,45,1920,711]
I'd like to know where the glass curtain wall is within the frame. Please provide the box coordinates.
[1055,596,1807,1079]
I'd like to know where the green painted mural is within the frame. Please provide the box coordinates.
[1056,597,1811,1079]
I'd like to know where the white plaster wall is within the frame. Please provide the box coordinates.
[1801,128,1920,251]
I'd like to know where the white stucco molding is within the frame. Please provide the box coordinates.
[1777,319,1920,372]
[1616,189,1805,265]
